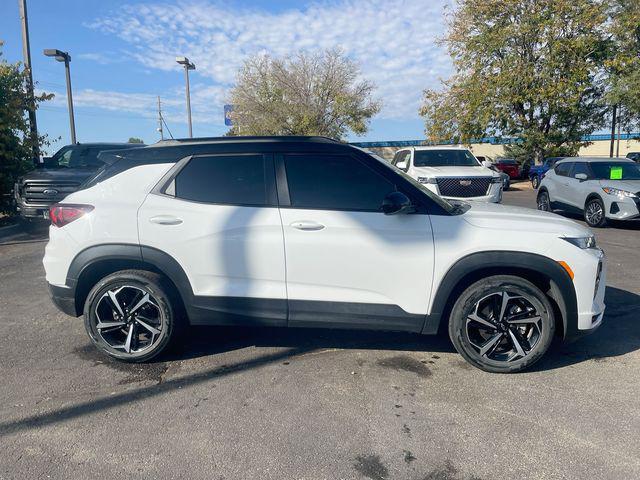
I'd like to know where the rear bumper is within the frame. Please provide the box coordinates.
[48,283,81,317]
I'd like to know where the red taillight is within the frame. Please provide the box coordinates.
[49,204,94,227]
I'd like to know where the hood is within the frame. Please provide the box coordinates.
[412,165,498,178]
[19,167,98,184]
[598,179,640,193]
[461,201,592,237]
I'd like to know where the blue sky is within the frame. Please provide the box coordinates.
[1,0,453,154]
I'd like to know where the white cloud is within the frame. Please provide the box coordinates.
[89,0,454,121]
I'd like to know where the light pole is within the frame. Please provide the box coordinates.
[176,56,195,138]
[44,49,76,144]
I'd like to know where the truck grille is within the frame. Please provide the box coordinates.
[22,181,81,205]
[436,177,492,198]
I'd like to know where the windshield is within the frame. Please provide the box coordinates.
[358,148,458,214]
[498,159,517,165]
[413,149,480,167]
[48,146,105,168]
[590,162,640,181]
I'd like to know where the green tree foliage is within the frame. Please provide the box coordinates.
[0,44,52,214]
[606,0,640,132]
[228,49,381,140]
[420,0,610,162]
[127,137,144,143]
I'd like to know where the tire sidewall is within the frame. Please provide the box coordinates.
[83,271,174,362]
[537,190,550,211]
[448,276,555,373]
[532,176,539,189]
[584,198,607,228]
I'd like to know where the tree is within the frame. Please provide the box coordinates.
[228,49,381,139]
[420,0,610,163]
[606,0,640,133]
[0,43,52,214]
[127,137,144,143]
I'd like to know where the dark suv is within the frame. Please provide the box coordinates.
[14,143,144,219]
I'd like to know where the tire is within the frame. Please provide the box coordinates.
[536,190,551,212]
[584,197,607,228]
[531,175,540,189]
[83,269,181,362]
[448,275,555,373]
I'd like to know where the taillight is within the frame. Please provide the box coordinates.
[49,204,94,227]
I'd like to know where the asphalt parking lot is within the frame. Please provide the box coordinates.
[1,184,639,480]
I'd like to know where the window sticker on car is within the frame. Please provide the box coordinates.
[610,166,623,180]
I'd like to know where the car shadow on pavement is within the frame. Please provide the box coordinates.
[0,218,49,245]
[552,210,640,231]
[535,286,640,371]
[166,324,455,363]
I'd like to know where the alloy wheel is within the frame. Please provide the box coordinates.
[537,192,550,211]
[585,201,604,226]
[93,285,163,354]
[465,291,543,363]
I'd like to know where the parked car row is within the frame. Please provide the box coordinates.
[43,136,606,373]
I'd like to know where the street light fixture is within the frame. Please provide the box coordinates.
[44,49,76,144]
[176,56,195,138]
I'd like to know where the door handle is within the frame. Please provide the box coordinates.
[149,215,183,225]
[290,220,325,231]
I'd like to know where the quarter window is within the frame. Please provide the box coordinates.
[175,154,269,205]
[284,154,396,211]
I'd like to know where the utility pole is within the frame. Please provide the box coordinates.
[18,0,40,160]
[616,107,621,158]
[157,96,164,140]
[609,104,617,158]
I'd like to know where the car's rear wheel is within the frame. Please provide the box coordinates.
[531,175,540,189]
[84,270,179,362]
[584,197,607,228]
[536,190,551,211]
[448,275,555,373]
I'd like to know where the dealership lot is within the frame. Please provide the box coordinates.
[1,185,639,480]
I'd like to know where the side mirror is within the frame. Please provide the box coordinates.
[575,173,588,181]
[382,191,413,215]
[396,160,408,170]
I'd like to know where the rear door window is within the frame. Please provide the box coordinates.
[554,162,573,177]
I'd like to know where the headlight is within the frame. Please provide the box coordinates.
[602,187,637,198]
[490,176,503,183]
[562,236,597,249]
[417,177,437,184]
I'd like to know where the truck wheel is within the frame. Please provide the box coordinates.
[448,275,555,373]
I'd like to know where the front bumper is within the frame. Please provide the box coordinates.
[603,195,640,221]
[565,249,606,341]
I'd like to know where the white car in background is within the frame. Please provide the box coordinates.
[537,157,640,228]
[391,146,503,203]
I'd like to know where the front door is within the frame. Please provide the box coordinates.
[278,152,434,332]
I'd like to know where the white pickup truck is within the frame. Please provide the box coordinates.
[392,146,504,203]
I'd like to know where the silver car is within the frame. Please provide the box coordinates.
[536,157,640,227]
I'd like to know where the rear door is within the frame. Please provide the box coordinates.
[550,162,573,205]
[277,152,434,331]
[138,152,287,326]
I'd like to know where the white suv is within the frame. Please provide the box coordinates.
[392,146,503,203]
[537,157,640,228]
[44,137,606,373]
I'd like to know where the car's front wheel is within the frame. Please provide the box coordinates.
[537,190,551,211]
[584,197,607,228]
[83,270,180,362]
[448,275,555,373]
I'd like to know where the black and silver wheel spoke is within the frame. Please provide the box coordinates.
[94,285,163,355]
[466,290,543,363]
